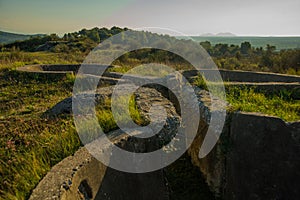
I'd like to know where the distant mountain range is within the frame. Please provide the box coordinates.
[0,31,45,44]
[200,32,237,37]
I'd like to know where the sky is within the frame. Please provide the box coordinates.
[0,0,299,36]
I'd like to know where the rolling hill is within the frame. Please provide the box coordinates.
[0,30,44,44]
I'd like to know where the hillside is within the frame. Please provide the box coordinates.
[0,31,44,44]
[1,27,127,52]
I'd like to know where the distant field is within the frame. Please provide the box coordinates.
[178,36,300,50]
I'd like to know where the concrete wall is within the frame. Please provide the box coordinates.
[182,69,300,83]
[30,131,170,200]
[17,65,300,95]
[17,64,113,74]
[18,65,300,83]
[28,68,300,199]
[189,112,300,199]
[41,64,81,72]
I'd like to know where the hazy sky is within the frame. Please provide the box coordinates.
[0,0,299,36]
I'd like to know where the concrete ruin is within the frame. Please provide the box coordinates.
[19,65,300,200]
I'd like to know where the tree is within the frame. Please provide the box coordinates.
[261,44,276,67]
[214,43,229,56]
[89,30,100,43]
[235,51,241,60]
[241,42,251,54]
[200,41,211,50]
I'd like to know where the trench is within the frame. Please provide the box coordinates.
[71,85,215,200]
[71,152,215,200]
[31,80,218,200]
[28,65,300,200]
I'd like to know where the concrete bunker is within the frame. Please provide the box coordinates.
[22,65,300,199]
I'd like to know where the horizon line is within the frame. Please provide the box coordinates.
[1,28,300,38]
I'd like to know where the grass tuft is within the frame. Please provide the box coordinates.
[226,87,300,121]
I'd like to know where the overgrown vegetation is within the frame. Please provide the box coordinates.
[1,27,127,53]
[192,74,300,122]
[0,50,85,72]
[1,27,299,75]
[226,87,300,121]
[0,65,80,199]
[1,27,300,199]
[95,95,146,133]
[200,41,300,75]
[0,50,148,199]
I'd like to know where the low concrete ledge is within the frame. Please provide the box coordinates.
[18,65,300,84]
[183,69,300,83]
[33,110,300,199]
[29,147,98,200]
[29,129,171,200]
[17,64,115,75]
[28,66,300,199]
[17,65,76,74]
[16,65,300,97]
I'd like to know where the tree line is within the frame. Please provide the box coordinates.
[200,41,300,74]
[1,27,299,75]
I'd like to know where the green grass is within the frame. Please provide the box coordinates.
[192,74,208,90]
[1,50,299,199]
[0,71,81,199]
[0,51,85,72]
[95,95,146,133]
[0,51,147,199]
[108,63,175,77]
[192,73,300,122]
[226,87,300,122]
[0,52,85,199]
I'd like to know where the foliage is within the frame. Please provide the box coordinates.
[0,31,45,44]
[0,65,80,199]
[0,52,146,199]
[2,27,128,53]
[199,40,300,74]
[95,95,146,134]
[192,74,208,90]
[2,27,300,75]
[226,87,300,121]
[1,28,300,199]
[192,36,300,50]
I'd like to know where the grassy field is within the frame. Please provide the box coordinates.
[0,71,79,199]
[1,51,299,199]
[226,87,300,122]
[192,75,300,122]
[0,51,148,199]
[0,52,84,199]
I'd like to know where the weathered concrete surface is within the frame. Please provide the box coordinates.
[183,69,300,83]
[187,70,300,95]
[30,145,169,200]
[32,86,179,200]
[44,87,113,117]
[17,65,300,97]
[29,147,101,200]
[17,65,76,76]
[189,111,300,199]
[41,64,81,72]
[31,68,300,199]
[18,64,300,84]
[225,112,300,199]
